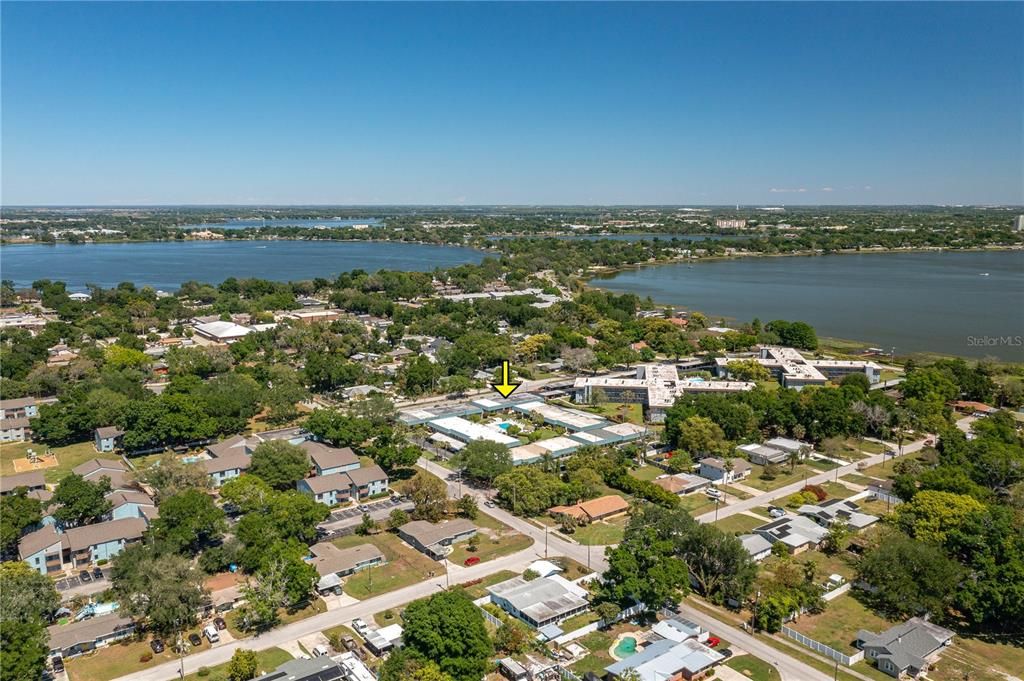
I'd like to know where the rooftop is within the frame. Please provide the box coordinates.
[398,518,476,547]
[487,574,589,624]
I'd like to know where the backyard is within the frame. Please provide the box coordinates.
[1,440,113,483]
[447,513,534,565]
[788,594,891,654]
[225,598,327,639]
[570,515,629,545]
[181,648,294,681]
[724,654,782,681]
[713,513,765,535]
[331,532,440,599]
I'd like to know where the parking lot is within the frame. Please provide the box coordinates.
[327,495,407,523]
[55,566,111,592]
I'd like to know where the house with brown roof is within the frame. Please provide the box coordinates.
[204,451,253,487]
[0,416,31,442]
[302,441,360,476]
[549,494,630,523]
[74,458,133,492]
[0,396,38,419]
[0,470,46,496]
[19,524,66,575]
[47,613,135,658]
[296,464,389,506]
[307,542,386,592]
[652,473,711,496]
[64,517,147,568]
[94,426,124,453]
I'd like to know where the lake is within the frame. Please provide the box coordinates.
[0,240,484,291]
[593,251,1024,360]
[488,233,746,242]
[182,217,382,230]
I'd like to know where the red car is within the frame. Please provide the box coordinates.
[463,556,481,566]
[706,636,721,647]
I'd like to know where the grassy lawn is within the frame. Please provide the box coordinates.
[552,556,596,579]
[840,473,878,486]
[713,513,765,535]
[927,635,1024,681]
[322,623,360,644]
[725,654,782,681]
[821,481,856,499]
[572,400,644,425]
[629,465,663,482]
[456,569,519,599]
[448,516,534,565]
[743,464,821,492]
[719,485,754,500]
[677,493,717,516]
[1,440,113,483]
[181,648,293,681]
[570,516,629,545]
[805,458,840,472]
[331,532,440,599]
[571,622,641,676]
[789,594,891,653]
[225,598,327,639]
[65,638,180,681]
[748,506,774,518]
[560,610,601,633]
[856,498,895,517]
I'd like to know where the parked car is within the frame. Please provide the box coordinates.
[484,501,495,508]
[51,656,65,674]
[79,570,92,583]
[704,488,722,499]
[91,567,104,580]
[351,618,368,635]
[707,636,721,647]
[358,505,370,511]
[188,633,202,647]
[203,624,220,643]
[342,635,357,651]
[768,507,786,518]
[464,556,481,566]
[150,639,165,653]
[213,617,226,631]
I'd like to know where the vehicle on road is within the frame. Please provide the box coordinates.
[150,639,165,653]
[484,501,495,508]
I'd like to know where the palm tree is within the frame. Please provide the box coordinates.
[788,449,801,472]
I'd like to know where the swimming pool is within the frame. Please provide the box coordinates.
[612,636,637,658]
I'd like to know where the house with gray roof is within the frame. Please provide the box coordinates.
[398,518,476,559]
[0,470,46,496]
[798,498,879,530]
[0,416,31,442]
[47,613,135,658]
[855,617,954,678]
[738,533,773,561]
[487,574,590,628]
[94,426,124,453]
[754,514,829,554]
[204,451,252,487]
[605,637,724,681]
[301,441,359,476]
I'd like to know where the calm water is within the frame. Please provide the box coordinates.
[595,251,1024,360]
[488,233,746,242]
[0,241,484,290]
[182,217,382,230]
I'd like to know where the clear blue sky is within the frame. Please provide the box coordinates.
[2,1,1021,206]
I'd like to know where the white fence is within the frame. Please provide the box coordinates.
[781,626,864,666]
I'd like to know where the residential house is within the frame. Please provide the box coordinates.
[94,426,124,453]
[605,637,724,681]
[297,473,357,507]
[698,457,752,484]
[798,498,879,530]
[303,441,359,476]
[345,464,389,499]
[855,618,955,678]
[397,519,477,559]
[307,542,386,593]
[487,574,590,628]
[64,517,148,567]
[19,524,66,575]
[47,613,136,658]
[754,514,829,554]
[206,434,257,459]
[251,658,347,681]
[737,443,789,466]
[549,494,629,523]
[73,458,130,490]
[204,452,252,487]
[106,491,158,521]
[738,533,773,562]
[652,473,711,495]
[764,437,812,455]
[0,470,46,496]
[0,416,31,442]
[0,396,38,419]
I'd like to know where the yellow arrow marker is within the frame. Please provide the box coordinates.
[491,360,521,399]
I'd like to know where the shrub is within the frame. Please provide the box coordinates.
[197,668,210,677]
[801,484,827,501]
[139,652,153,663]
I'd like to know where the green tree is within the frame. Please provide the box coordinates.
[389,508,410,530]
[893,490,985,544]
[671,415,728,458]
[451,440,512,484]
[226,648,259,681]
[856,531,963,619]
[401,590,494,681]
[406,472,450,522]
[134,453,209,502]
[52,473,112,527]
[0,562,60,681]
[304,410,375,448]
[456,494,478,520]
[356,512,376,535]
[111,544,207,635]
[726,359,772,382]
[495,617,531,654]
[249,440,310,490]
[150,488,227,553]
[0,488,42,557]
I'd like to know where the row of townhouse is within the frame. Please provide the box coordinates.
[200,431,389,504]
[14,458,158,575]
[1,396,41,442]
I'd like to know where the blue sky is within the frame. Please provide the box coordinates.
[2,2,1021,206]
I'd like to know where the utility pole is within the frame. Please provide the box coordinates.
[444,556,450,589]
[544,525,549,559]
[714,496,720,523]
[834,660,839,681]
[587,542,591,571]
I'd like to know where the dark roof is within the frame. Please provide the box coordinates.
[252,657,346,681]
[302,441,359,471]
[47,614,134,652]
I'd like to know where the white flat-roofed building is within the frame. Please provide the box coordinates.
[737,443,789,465]
[573,364,754,422]
[510,400,609,431]
[427,416,520,446]
[193,320,253,344]
[715,346,881,390]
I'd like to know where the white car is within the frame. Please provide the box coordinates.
[704,488,722,499]
[351,618,368,635]
[768,507,786,519]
